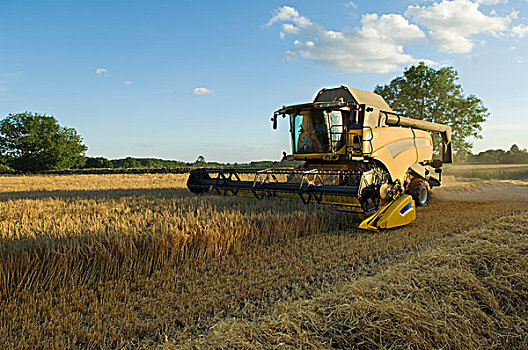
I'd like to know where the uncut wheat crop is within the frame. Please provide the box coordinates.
[0,173,357,296]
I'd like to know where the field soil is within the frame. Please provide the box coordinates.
[446,163,528,169]
[0,172,526,349]
[435,176,528,201]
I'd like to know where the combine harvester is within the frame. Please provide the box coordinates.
[187,86,452,231]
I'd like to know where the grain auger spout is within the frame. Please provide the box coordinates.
[187,85,452,231]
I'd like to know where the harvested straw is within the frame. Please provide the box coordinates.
[187,212,528,349]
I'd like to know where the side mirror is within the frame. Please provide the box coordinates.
[272,114,278,129]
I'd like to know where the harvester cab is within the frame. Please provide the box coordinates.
[187,85,452,231]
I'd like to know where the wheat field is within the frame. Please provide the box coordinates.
[0,173,527,349]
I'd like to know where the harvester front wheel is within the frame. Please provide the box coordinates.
[406,178,430,206]
[187,169,211,194]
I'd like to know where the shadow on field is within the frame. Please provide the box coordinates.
[0,187,193,201]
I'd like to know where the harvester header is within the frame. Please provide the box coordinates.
[188,85,452,231]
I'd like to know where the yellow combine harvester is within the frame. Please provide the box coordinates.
[187,86,452,231]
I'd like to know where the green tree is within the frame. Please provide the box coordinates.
[0,112,87,172]
[453,149,470,163]
[374,62,488,156]
[83,156,113,168]
[122,157,141,168]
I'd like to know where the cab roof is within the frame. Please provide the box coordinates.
[313,85,393,112]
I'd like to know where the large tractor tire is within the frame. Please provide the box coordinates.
[406,178,430,206]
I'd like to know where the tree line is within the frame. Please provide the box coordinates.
[83,156,278,170]
[464,144,528,164]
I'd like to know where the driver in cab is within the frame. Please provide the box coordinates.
[297,114,323,152]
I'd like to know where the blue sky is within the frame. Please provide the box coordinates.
[0,0,527,162]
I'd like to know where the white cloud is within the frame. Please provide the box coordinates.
[265,6,311,27]
[95,68,108,76]
[361,13,425,43]
[266,6,429,73]
[477,0,508,4]
[123,80,132,85]
[405,0,510,53]
[282,23,301,35]
[284,50,298,61]
[345,1,357,9]
[512,24,528,38]
[193,87,215,96]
